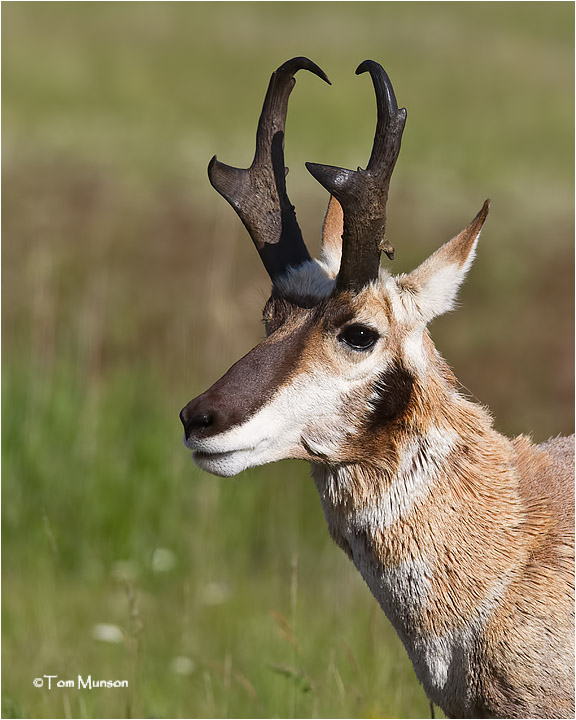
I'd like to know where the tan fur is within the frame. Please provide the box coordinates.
[311,325,574,717]
[319,195,344,276]
[293,205,573,716]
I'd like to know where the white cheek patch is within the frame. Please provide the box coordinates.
[188,359,377,476]
[401,327,428,375]
[189,378,315,476]
[187,322,402,476]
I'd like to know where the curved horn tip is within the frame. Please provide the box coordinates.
[277,56,331,85]
[355,59,402,117]
[355,59,386,76]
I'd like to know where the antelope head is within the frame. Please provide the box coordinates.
[180,57,489,478]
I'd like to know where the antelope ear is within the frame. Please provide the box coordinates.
[318,195,343,278]
[399,201,489,323]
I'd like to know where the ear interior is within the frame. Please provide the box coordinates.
[398,200,490,323]
[318,195,343,277]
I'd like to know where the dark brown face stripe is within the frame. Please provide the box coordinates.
[367,360,414,429]
[183,306,315,437]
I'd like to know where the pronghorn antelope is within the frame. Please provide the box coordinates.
[180,58,574,718]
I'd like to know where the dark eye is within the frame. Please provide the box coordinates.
[338,324,379,351]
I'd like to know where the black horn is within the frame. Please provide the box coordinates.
[208,57,331,282]
[306,61,406,292]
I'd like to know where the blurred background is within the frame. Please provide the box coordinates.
[2,3,573,718]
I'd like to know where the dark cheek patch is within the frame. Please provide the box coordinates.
[367,360,414,429]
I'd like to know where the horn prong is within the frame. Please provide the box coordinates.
[307,61,406,292]
[209,57,330,282]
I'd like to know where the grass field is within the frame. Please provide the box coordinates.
[2,3,573,718]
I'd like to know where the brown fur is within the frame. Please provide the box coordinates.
[320,195,344,273]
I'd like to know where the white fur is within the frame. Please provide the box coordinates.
[401,327,428,375]
[314,466,436,624]
[397,228,482,325]
[383,274,410,323]
[317,247,341,279]
[312,426,456,639]
[186,365,366,476]
[410,261,472,322]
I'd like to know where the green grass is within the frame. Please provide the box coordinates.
[2,2,573,718]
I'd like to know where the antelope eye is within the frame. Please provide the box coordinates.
[338,324,379,351]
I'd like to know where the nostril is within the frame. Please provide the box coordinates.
[192,413,214,429]
[180,405,216,437]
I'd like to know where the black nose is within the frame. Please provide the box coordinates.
[180,405,215,439]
